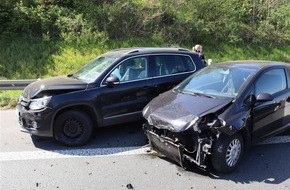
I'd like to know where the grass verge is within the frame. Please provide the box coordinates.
[0,90,22,109]
[1,36,290,108]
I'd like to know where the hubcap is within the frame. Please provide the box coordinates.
[63,119,83,138]
[226,138,241,167]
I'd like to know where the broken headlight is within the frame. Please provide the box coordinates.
[194,115,227,132]
[29,96,51,110]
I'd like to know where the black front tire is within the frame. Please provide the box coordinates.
[54,110,93,147]
[211,133,244,174]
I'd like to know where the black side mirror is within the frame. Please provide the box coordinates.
[244,93,273,107]
[105,76,120,86]
[256,93,274,102]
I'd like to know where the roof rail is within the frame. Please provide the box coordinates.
[127,47,191,54]
[109,48,132,52]
[128,49,140,54]
[178,48,190,52]
[111,47,191,55]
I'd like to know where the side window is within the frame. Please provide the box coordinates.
[153,55,195,77]
[255,69,287,95]
[110,56,149,82]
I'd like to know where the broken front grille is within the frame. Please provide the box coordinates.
[151,126,198,153]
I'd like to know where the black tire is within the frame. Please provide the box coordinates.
[211,133,244,174]
[54,110,93,147]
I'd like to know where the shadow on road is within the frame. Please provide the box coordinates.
[31,121,147,152]
[213,143,290,184]
[172,143,290,184]
[29,118,290,184]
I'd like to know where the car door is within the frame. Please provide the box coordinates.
[252,68,288,142]
[149,54,197,98]
[283,68,290,129]
[99,56,152,126]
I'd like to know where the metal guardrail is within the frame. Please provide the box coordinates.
[0,79,38,90]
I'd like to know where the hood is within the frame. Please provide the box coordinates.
[143,90,233,132]
[22,76,88,99]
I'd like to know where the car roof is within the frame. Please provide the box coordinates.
[213,60,290,69]
[103,47,196,57]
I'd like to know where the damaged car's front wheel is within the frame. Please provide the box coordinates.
[211,133,244,173]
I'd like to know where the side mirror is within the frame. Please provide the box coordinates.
[105,76,120,86]
[243,93,273,107]
[256,93,274,102]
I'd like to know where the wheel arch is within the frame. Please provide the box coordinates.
[218,125,249,149]
[51,104,100,135]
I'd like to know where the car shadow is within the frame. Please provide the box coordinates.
[30,122,290,184]
[31,121,148,153]
[167,143,290,184]
[212,143,290,184]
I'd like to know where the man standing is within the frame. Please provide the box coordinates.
[193,44,207,66]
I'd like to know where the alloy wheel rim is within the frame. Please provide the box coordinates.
[226,138,241,167]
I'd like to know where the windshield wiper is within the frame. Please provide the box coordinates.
[193,92,216,99]
[176,89,215,99]
[174,88,216,99]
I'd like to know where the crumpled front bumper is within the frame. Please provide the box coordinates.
[144,123,212,169]
[16,103,54,137]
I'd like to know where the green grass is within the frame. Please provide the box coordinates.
[199,44,290,64]
[1,35,290,108]
[0,90,22,109]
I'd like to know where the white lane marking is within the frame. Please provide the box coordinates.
[1,136,290,162]
[0,146,151,162]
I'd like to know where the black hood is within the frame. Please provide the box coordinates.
[143,90,233,132]
[22,76,87,99]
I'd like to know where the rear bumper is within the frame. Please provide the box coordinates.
[16,104,54,137]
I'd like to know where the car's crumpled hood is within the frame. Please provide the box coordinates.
[143,90,233,132]
[22,76,87,99]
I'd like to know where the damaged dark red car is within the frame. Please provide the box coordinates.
[143,61,290,173]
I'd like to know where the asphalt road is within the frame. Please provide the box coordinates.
[1,109,290,190]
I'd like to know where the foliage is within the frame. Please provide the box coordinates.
[0,90,21,108]
[1,0,289,45]
[0,0,290,107]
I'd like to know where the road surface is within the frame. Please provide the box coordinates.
[1,109,290,190]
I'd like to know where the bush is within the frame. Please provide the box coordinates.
[1,0,289,46]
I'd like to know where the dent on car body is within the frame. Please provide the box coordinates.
[143,61,290,173]
[143,90,236,168]
[22,76,87,99]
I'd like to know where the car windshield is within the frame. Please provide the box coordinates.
[72,56,119,83]
[175,65,258,98]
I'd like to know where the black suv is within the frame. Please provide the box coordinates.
[17,47,205,146]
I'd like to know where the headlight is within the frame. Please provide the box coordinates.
[29,96,51,110]
[218,118,226,127]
